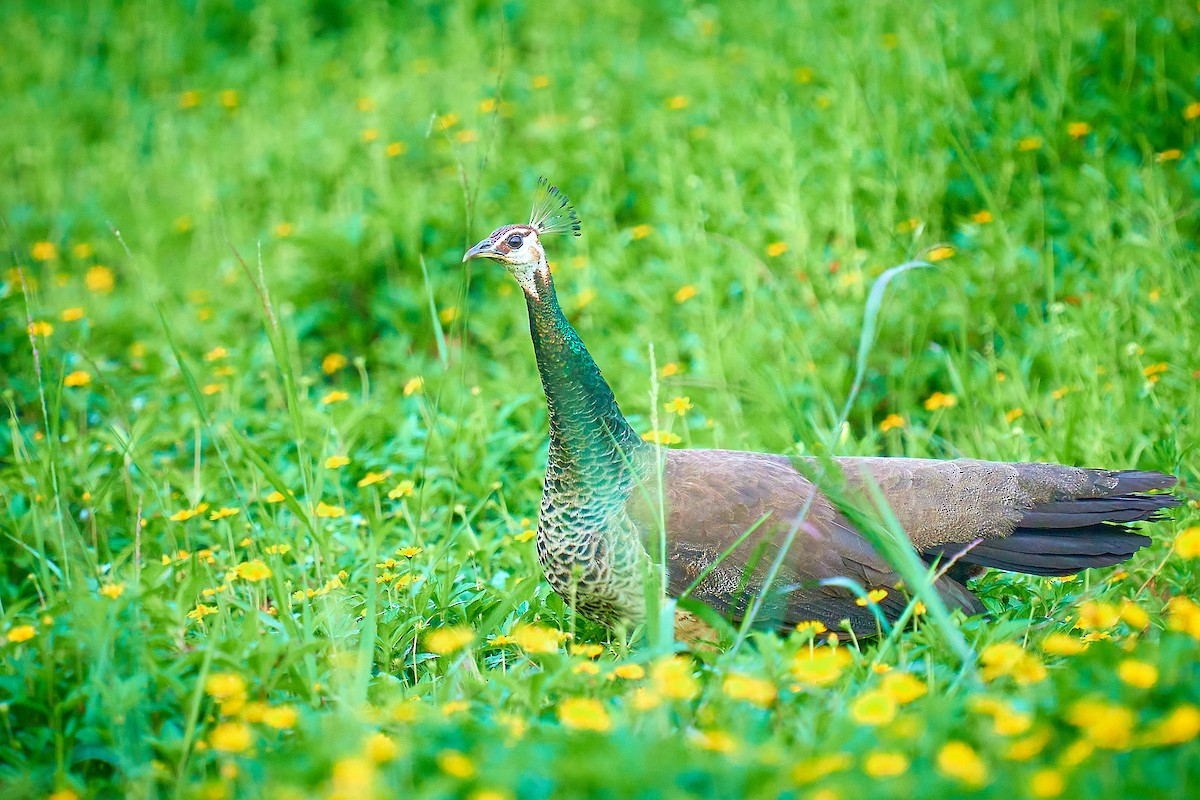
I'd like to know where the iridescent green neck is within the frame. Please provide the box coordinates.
[524,268,646,486]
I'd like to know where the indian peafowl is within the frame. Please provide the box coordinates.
[462,179,1179,639]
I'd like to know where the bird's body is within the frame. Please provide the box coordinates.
[464,183,1179,638]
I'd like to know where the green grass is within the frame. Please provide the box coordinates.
[2,0,1199,797]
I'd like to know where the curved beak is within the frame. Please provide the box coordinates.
[462,238,497,263]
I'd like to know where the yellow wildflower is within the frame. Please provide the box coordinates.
[324,455,350,469]
[264,490,286,503]
[660,362,681,377]
[209,721,251,753]
[936,741,989,787]
[1067,121,1091,138]
[1074,600,1120,630]
[315,502,345,518]
[403,377,424,396]
[1141,705,1200,746]
[322,353,347,374]
[1185,102,1200,121]
[426,626,474,654]
[722,673,777,708]
[971,210,993,224]
[570,643,604,658]
[321,390,350,405]
[1030,768,1064,798]
[27,320,53,337]
[513,529,535,542]
[219,90,239,108]
[642,430,681,445]
[630,224,653,240]
[364,732,399,762]
[612,663,646,680]
[979,642,1046,684]
[62,307,85,322]
[1117,659,1158,689]
[674,285,697,303]
[86,265,114,293]
[1175,527,1200,558]
[766,241,788,257]
[187,604,217,621]
[1041,633,1086,656]
[357,470,391,487]
[205,673,245,700]
[558,697,612,732]
[880,672,926,704]
[64,371,91,387]
[437,749,475,778]
[1005,728,1050,761]
[5,625,36,643]
[664,396,693,415]
[331,757,375,798]
[209,507,239,520]
[666,95,689,110]
[791,753,851,784]
[863,751,909,777]
[32,241,58,261]
[924,391,957,411]
[879,413,904,433]
[794,620,828,635]
[99,583,125,599]
[261,705,298,729]
[531,75,550,89]
[927,246,955,262]
[855,588,889,606]
[691,730,736,753]
[361,128,379,142]
[1067,698,1135,749]
[790,647,851,686]
[1017,136,1043,151]
[850,689,897,726]
[388,480,416,499]
[398,546,422,557]
[511,623,562,654]
[651,656,700,700]
[234,560,272,582]
[1166,597,1200,639]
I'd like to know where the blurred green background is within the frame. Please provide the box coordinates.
[1,1,1198,798]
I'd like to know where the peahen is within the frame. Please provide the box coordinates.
[463,179,1179,639]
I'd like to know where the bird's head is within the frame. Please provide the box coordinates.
[463,178,581,298]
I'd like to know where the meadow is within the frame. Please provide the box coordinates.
[2,0,1199,797]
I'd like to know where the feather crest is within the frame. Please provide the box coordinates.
[529,177,582,237]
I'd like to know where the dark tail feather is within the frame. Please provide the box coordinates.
[924,470,1176,578]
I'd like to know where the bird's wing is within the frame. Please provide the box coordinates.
[625,449,977,634]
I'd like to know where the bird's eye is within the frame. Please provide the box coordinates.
[506,234,524,248]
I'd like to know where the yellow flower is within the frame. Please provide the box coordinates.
[664,396,693,415]
[791,753,851,784]
[642,430,682,445]
[630,224,653,240]
[570,643,604,658]
[880,672,927,705]
[357,470,391,487]
[1166,597,1200,639]
[666,95,689,110]
[1030,768,1064,798]
[205,346,227,362]
[426,626,474,654]
[209,721,251,753]
[364,732,399,761]
[1067,698,1135,749]
[794,620,828,635]
[321,353,348,374]
[27,320,53,337]
[1004,728,1050,761]
[234,560,272,582]
[612,663,646,680]
[261,705,298,729]
[691,729,736,753]
[388,480,416,499]
[979,642,1046,685]
[722,673,777,708]
[209,507,239,520]
[651,656,700,700]
[879,413,904,433]
[5,625,37,643]
[660,362,680,377]
[47,791,78,800]
[1185,102,1200,121]
[1074,600,1120,630]
[573,661,600,675]
[386,141,407,157]
[219,89,239,108]
[437,749,475,778]
[1067,121,1091,138]
[324,455,350,469]
[674,285,697,303]
[32,241,58,261]
[511,623,563,654]
[99,583,125,599]
[331,757,375,797]
[64,370,91,387]
[361,128,379,142]
[790,647,851,686]
[1041,633,1086,656]
[531,75,550,89]
[205,673,245,700]
[766,241,789,257]
[61,307,85,322]
[187,603,217,621]
[850,689,897,726]
[398,546,422,558]
[936,741,989,787]
[630,687,661,710]
[1017,136,1043,151]
[1141,705,1200,746]
[321,390,350,405]
[855,588,888,607]
[1175,527,1200,558]
[927,245,955,262]
[265,490,286,503]
[513,529,535,542]
[558,697,612,732]
[1117,659,1158,689]
[923,391,957,411]
[86,265,114,293]
[863,751,909,778]
[403,376,424,396]
[179,90,201,109]
[455,129,478,143]
[316,502,345,518]
[971,210,993,224]
[794,66,814,83]
[1119,600,1149,629]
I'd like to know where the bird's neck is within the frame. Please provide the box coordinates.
[523,264,646,490]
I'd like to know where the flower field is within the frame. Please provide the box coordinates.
[1,1,1198,798]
